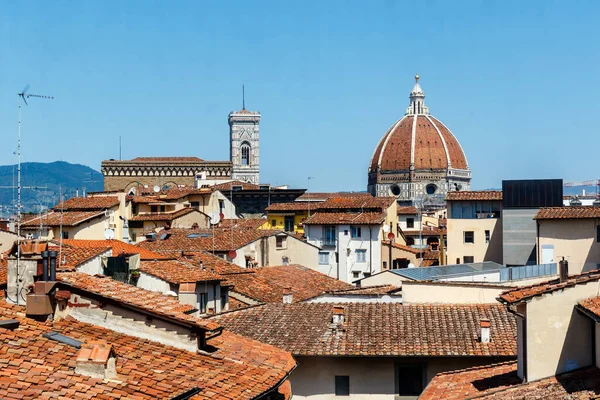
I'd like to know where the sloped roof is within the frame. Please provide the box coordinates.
[21,211,105,227]
[139,259,222,284]
[446,191,503,201]
[498,270,600,304]
[265,202,319,212]
[218,218,267,229]
[0,295,294,399]
[296,192,373,201]
[61,239,170,260]
[535,206,600,220]
[222,265,354,303]
[397,206,418,215]
[318,196,395,210]
[54,196,120,210]
[381,240,421,254]
[130,156,205,162]
[129,207,205,222]
[212,180,261,191]
[304,212,386,225]
[213,303,516,357]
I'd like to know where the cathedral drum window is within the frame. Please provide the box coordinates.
[389,184,401,197]
[426,184,437,195]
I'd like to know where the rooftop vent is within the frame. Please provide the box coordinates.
[0,319,20,330]
[282,287,293,304]
[480,318,491,343]
[42,331,82,348]
[75,341,117,380]
[332,306,345,325]
[145,232,157,241]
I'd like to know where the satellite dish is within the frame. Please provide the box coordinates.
[387,232,395,240]
[381,295,392,302]
[383,225,390,233]
[408,263,416,269]
[209,212,221,225]
[104,229,115,240]
[153,185,161,193]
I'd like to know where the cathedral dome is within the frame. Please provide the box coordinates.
[367,75,471,202]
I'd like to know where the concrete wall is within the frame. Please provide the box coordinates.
[537,219,600,275]
[358,271,410,287]
[401,281,508,304]
[75,250,109,275]
[0,231,19,252]
[137,272,172,294]
[503,208,538,266]
[291,356,507,399]
[446,218,502,264]
[524,281,598,381]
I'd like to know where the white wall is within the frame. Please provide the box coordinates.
[137,272,171,294]
[75,250,110,275]
[401,281,507,304]
[398,215,420,232]
[305,295,402,304]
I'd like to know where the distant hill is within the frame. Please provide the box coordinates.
[0,161,103,215]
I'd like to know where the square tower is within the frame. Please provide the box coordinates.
[229,108,260,184]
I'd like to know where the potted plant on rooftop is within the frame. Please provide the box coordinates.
[129,270,140,285]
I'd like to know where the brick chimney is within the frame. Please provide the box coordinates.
[282,287,293,304]
[332,306,345,324]
[480,318,491,343]
[75,341,117,379]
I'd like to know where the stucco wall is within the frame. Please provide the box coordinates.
[291,356,507,399]
[525,281,597,381]
[447,218,502,264]
[171,210,209,229]
[401,281,507,304]
[0,231,19,252]
[537,218,600,274]
[264,235,319,268]
[359,271,410,287]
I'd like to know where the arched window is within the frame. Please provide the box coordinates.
[241,142,251,166]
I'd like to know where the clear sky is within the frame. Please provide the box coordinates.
[1,1,599,192]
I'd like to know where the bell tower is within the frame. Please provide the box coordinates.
[229,102,260,184]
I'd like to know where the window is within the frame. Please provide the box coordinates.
[464,231,474,244]
[485,230,490,243]
[284,216,295,232]
[62,231,69,239]
[198,293,207,314]
[356,249,366,263]
[395,364,423,396]
[351,226,361,238]
[406,218,414,229]
[464,256,474,263]
[220,292,227,311]
[597,225,600,242]
[324,226,336,246]
[335,376,350,396]
[271,219,276,227]
[344,230,348,236]
[352,271,360,279]
[191,201,200,210]
[160,205,165,213]
[219,200,225,214]
[150,205,158,213]
[318,252,329,265]
[383,261,388,269]
[276,236,286,249]
[241,142,251,166]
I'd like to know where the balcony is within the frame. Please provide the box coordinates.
[320,238,337,248]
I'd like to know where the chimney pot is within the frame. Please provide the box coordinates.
[41,251,49,281]
[75,341,117,379]
[48,251,57,281]
[332,306,345,324]
[480,318,491,343]
[282,287,293,304]
[559,258,569,283]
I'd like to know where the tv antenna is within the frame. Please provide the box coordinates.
[14,85,53,305]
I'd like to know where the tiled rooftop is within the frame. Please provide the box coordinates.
[214,303,516,357]
[61,239,170,260]
[318,196,395,210]
[212,180,261,191]
[320,284,401,296]
[445,190,503,201]
[578,296,600,319]
[129,207,203,221]
[535,206,600,220]
[498,270,600,304]
[0,295,294,399]
[265,202,319,212]
[139,259,223,284]
[218,218,267,229]
[130,156,205,162]
[51,244,112,272]
[420,361,520,400]
[381,240,421,254]
[222,265,354,303]
[54,196,120,210]
[21,211,105,227]
[304,212,386,225]
[58,272,221,331]
[296,192,373,201]
[137,227,281,253]
[397,206,419,215]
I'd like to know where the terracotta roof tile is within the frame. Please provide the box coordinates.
[57,272,221,331]
[382,240,421,254]
[265,202,320,212]
[446,190,503,201]
[139,259,222,284]
[296,192,373,201]
[130,156,205,162]
[0,252,8,287]
[60,239,170,260]
[397,206,418,215]
[177,251,246,275]
[21,211,105,227]
[0,296,295,399]
[321,284,401,296]
[578,296,600,318]
[137,227,280,252]
[318,196,395,210]
[50,244,112,272]
[212,180,261,191]
[214,303,516,357]
[498,270,600,304]
[222,265,354,303]
[218,218,267,229]
[420,361,520,399]
[129,207,205,221]
[535,206,600,220]
[55,196,120,210]
[304,212,386,225]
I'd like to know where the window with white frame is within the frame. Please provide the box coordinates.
[464,231,474,244]
[350,226,361,238]
[356,249,367,263]
[318,252,329,265]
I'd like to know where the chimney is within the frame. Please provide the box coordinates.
[282,287,293,304]
[41,250,49,281]
[480,318,491,343]
[559,258,569,283]
[75,341,117,379]
[332,306,345,325]
[49,251,57,281]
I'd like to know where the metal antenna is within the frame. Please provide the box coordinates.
[242,85,245,110]
[14,85,53,305]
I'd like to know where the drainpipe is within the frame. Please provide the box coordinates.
[369,226,373,275]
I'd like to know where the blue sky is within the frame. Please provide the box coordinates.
[0,1,599,192]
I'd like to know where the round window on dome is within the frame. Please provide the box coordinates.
[389,184,401,197]
[426,184,437,195]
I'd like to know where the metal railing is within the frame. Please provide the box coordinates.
[499,263,557,282]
